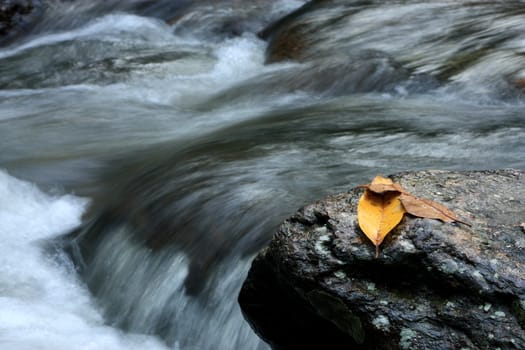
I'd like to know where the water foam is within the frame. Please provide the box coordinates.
[0,171,168,350]
[0,14,175,60]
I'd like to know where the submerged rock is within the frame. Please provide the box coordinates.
[239,169,525,349]
[205,51,427,103]
[258,0,525,100]
[0,0,41,45]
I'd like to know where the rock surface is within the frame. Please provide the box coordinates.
[239,169,525,349]
[0,0,41,45]
[258,0,525,96]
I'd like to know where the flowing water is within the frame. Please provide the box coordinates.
[1,1,524,349]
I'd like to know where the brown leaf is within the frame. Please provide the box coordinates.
[357,175,469,257]
[358,175,404,194]
[357,188,405,258]
[399,193,460,223]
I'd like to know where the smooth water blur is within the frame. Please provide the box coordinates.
[1,0,524,349]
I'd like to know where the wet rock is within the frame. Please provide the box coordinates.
[257,0,316,62]
[259,0,525,101]
[259,0,346,63]
[239,169,525,349]
[257,0,440,95]
[0,0,41,45]
[514,77,525,90]
[205,51,418,103]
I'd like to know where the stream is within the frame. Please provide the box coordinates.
[1,1,524,349]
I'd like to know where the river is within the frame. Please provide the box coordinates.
[1,1,524,349]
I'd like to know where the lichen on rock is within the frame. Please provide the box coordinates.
[239,169,525,349]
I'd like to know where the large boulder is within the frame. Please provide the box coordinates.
[239,169,525,349]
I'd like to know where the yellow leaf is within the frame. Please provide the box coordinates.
[357,189,405,258]
[357,175,468,257]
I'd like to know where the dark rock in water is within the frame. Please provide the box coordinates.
[203,49,439,105]
[258,0,525,101]
[0,0,32,35]
[257,0,440,95]
[0,0,41,45]
[259,0,367,63]
[258,0,322,62]
[239,169,525,349]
